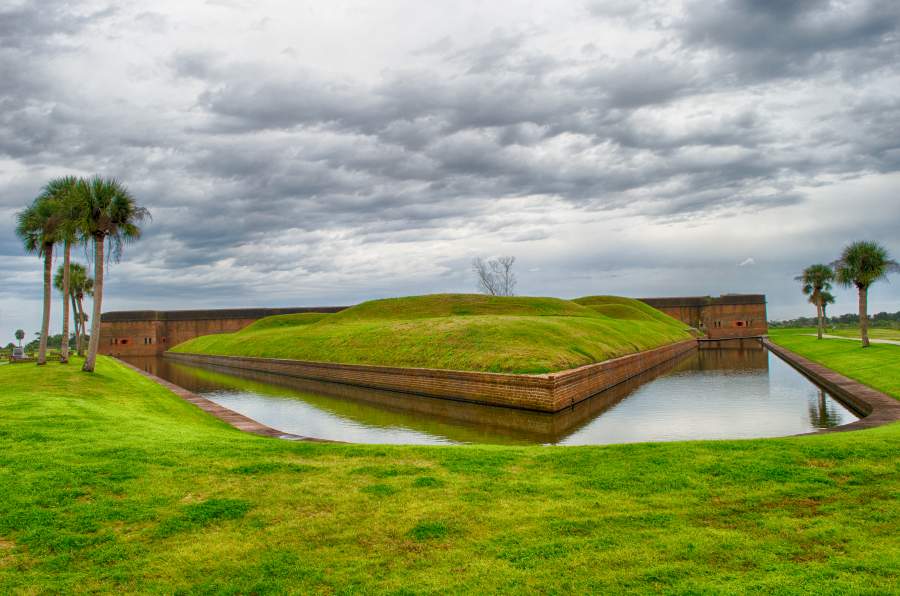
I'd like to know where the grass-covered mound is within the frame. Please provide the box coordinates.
[241,312,331,332]
[574,295,686,326]
[171,294,692,374]
[1,343,898,593]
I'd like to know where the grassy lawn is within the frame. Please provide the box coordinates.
[1,339,898,593]
[171,294,692,374]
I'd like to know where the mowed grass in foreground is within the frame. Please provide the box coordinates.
[1,340,898,594]
[172,294,692,374]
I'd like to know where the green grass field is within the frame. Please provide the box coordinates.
[1,331,898,593]
[172,294,693,374]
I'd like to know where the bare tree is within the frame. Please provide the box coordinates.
[472,256,517,296]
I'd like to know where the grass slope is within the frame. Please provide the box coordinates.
[172,294,692,374]
[574,295,689,326]
[1,347,898,593]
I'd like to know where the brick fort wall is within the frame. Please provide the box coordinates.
[639,295,767,339]
[100,306,348,357]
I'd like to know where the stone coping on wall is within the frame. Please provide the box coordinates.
[114,357,335,442]
[762,338,900,432]
[165,339,699,413]
[639,294,767,308]
[102,306,348,323]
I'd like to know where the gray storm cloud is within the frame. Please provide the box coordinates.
[1,0,899,338]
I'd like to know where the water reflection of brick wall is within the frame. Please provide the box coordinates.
[126,349,698,444]
[166,339,699,412]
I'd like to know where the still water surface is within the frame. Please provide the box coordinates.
[125,345,859,445]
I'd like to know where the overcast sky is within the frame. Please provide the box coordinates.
[2,0,900,341]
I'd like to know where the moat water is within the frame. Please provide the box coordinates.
[124,344,859,445]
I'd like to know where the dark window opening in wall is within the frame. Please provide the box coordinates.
[736,321,745,327]
[120,339,129,345]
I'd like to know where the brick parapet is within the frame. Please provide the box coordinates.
[165,339,698,412]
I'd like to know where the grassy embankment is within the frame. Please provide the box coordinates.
[1,331,898,593]
[171,294,693,374]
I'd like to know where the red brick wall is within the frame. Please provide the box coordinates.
[100,308,347,357]
[647,300,767,339]
[165,339,698,412]
[100,318,258,357]
[702,303,768,339]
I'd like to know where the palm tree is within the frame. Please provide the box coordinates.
[42,176,84,363]
[796,264,835,340]
[69,263,93,356]
[833,241,900,347]
[54,262,92,356]
[819,290,836,321]
[16,193,63,365]
[75,177,149,372]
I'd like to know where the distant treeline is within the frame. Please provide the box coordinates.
[8,333,89,352]
[770,310,900,328]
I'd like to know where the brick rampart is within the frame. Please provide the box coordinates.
[165,339,698,412]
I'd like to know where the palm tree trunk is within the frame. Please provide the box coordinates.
[77,294,87,356]
[859,285,869,348]
[60,240,71,363]
[83,235,104,372]
[816,297,823,340]
[38,243,53,365]
[72,293,82,355]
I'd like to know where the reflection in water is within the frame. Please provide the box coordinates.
[807,389,846,429]
[124,344,859,445]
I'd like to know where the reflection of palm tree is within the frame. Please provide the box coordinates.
[808,389,841,428]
